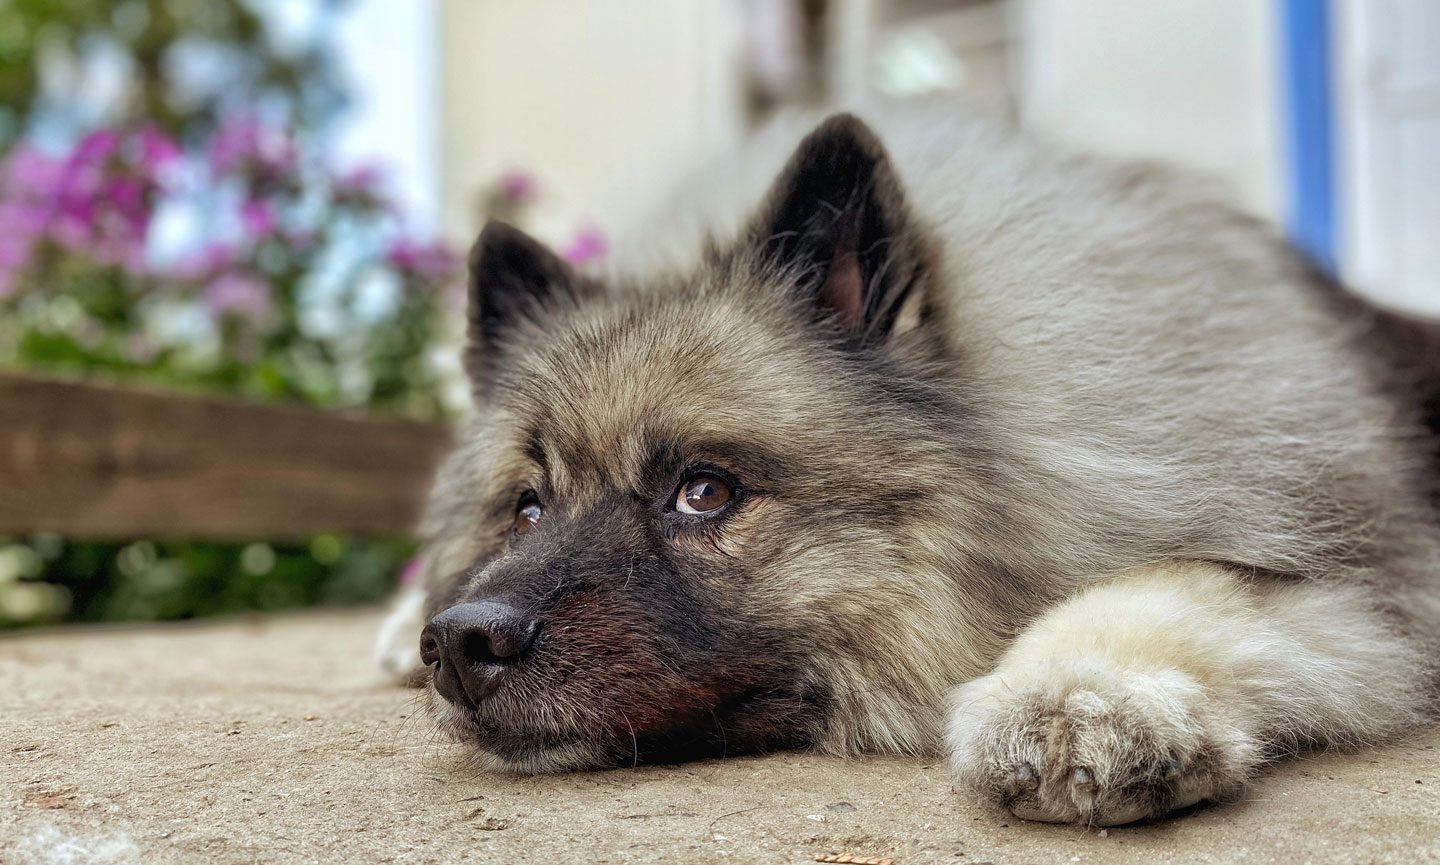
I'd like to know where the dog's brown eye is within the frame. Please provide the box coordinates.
[514,500,542,535]
[676,476,731,515]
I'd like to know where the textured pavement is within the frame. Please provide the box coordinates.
[3,608,1438,864]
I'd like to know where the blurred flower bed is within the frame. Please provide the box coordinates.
[0,0,466,627]
[0,120,462,416]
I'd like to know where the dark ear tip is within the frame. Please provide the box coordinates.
[470,220,526,269]
[804,112,886,160]
[469,217,552,272]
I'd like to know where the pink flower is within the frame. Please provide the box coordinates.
[203,272,274,325]
[3,146,64,197]
[561,226,606,264]
[398,556,422,586]
[0,201,46,260]
[239,199,275,237]
[0,229,30,268]
[137,126,181,168]
[497,170,538,203]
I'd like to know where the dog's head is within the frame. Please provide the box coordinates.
[419,114,1037,771]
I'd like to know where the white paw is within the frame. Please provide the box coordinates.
[946,658,1258,825]
[373,586,428,681]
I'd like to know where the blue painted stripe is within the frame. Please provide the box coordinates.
[1280,0,1336,273]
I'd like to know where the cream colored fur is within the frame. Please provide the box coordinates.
[946,560,1426,824]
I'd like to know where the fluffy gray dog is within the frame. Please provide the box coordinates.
[376,99,1440,826]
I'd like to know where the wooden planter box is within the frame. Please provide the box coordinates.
[0,373,452,540]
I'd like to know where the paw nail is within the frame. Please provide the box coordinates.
[1163,760,1182,782]
[1071,767,1097,809]
[1014,762,1038,791]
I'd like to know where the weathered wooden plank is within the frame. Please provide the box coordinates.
[0,373,453,540]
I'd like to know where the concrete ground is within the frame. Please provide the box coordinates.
[2,609,1438,865]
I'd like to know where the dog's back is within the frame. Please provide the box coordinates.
[616,97,1440,619]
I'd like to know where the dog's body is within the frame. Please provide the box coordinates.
[378,99,1440,825]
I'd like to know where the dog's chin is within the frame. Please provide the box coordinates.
[426,687,646,773]
[469,739,613,774]
[426,682,819,773]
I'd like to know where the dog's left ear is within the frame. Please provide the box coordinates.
[743,112,936,345]
[465,221,590,397]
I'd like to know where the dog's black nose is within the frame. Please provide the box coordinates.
[420,601,540,707]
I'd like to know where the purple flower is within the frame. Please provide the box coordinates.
[203,272,274,325]
[207,117,260,173]
[385,237,459,282]
[207,116,296,176]
[107,177,144,214]
[73,129,120,165]
[497,170,538,203]
[239,199,276,237]
[174,242,239,280]
[334,164,384,197]
[561,226,606,265]
[137,126,182,168]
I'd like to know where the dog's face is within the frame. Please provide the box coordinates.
[420,116,1037,771]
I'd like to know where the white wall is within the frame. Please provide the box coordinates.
[437,0,745,249]
[1335,0,1440,317]
[1016,0,1282,221]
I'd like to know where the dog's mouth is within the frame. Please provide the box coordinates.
[422,660,825,773]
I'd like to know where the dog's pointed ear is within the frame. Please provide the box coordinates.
[465,221,584,395]
[743,113,935,345]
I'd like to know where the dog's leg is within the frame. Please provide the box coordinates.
[373,583,428,681]
[946,560,1425,825]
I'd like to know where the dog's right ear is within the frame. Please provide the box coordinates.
[465,221,586,396]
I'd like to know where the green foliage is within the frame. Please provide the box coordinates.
[0,534,415,626]
[0,0,345,148]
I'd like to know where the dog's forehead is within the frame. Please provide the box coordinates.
[503,295,822,486]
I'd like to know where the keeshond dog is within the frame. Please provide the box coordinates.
[376,100,1440,826]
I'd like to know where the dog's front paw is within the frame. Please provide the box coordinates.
[945,659,1258,825]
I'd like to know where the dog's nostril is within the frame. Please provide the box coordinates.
[418,629,441,666]
[469,615,538,663]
